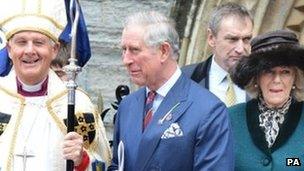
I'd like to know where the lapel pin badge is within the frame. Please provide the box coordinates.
[165,113,172,121]
[158,102,180,125]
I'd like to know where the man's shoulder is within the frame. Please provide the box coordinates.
[184,80,228,125]
[181,56,212,81]
[181,62,200,77]
[0,72,17,94]
[187,79,223,105]
[119,87,145,105]
[75,88,93,100]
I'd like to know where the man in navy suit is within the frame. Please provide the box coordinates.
[108,11,234,171]
[182,2,253,107]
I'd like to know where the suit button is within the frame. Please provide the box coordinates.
[262,157,271,166]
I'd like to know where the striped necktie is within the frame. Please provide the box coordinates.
[226,75,236,107]
[143,91,156,131]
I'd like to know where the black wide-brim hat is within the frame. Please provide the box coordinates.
[230,30,304,89]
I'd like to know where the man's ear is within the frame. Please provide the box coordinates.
[6,43,12,59]
[52,42,60,60]
[159,42,171,63]
[207,28,216,48]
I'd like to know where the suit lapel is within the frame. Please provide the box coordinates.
[135,74,192,170]
[193,55,212,89]
[136,88,146,132]
[204,56,212,89]
[127,88,146,143]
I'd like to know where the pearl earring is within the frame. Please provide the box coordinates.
[254,84,258,88]
[292,85,296,89]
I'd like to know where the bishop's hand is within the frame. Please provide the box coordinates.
[62,132,84,166]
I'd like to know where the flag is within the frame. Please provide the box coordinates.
[60,0,91,67]
[0,30,11,76]
[0,0,91,76]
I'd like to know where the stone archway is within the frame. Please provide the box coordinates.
[173,0,304,66]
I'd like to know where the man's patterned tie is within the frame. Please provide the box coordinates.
[143,91,156,131]
[226,75,236,107]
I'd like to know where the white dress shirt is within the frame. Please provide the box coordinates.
[146,67,181,114]
[209,57,246,106]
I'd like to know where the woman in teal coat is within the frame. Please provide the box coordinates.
[229,30,304,171]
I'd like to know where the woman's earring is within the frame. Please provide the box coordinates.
[292,85,296,89]
[254,84,258,88]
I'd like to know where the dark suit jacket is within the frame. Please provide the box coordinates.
[182,56,250,102]
[108,73,234,171]
[229,99,304,171]
[182,56,212,89]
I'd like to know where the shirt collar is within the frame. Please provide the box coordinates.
[210,56,228,84]
[146,67,181,98]
[17,76,48,96]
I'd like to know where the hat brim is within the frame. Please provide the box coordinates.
[231,45,304,89]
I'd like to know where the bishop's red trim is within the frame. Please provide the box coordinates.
[16,76,48,97]
[74,150,90,171]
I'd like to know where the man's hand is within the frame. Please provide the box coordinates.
[63,132,84,166]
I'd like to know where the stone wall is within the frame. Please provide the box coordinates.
[77,0,176,138]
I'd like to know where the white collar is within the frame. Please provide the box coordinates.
[18,77,47,92]
[146,67,181,98]
[210,56,228,84]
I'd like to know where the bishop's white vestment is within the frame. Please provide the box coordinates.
[0,70,111,171]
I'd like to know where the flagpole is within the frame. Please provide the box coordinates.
[64,0,81,170]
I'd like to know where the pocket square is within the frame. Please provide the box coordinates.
[161,123,183,139]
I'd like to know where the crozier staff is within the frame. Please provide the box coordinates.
[0,0,111,170]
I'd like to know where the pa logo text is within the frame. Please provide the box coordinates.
[286,158,301,166]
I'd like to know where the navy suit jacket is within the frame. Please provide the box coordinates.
[108,74,234,171]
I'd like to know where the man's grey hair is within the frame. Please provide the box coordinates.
[124,11,180,59]
[209,2,253,35]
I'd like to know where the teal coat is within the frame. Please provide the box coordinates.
[229,99,304,171]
